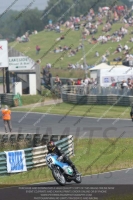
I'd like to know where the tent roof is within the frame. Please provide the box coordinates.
[90,63,127,71]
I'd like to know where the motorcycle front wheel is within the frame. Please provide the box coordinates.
[52,167,66,186]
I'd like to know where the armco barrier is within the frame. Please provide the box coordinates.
[0,94,14,106]
[0,134,68,147]
[62,93,133,106]
[0,135,74,176]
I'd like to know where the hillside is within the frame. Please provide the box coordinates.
[9,19,133,77]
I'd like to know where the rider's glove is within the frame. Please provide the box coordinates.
[58,156,63,161]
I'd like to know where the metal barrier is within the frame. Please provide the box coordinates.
[61,85,133,96]
[0,134,68,147]
[0,135,74,175]
[0,94,14,106]
[61,85,133,106]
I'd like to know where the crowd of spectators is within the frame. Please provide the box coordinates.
[120,78,133,89]
[16,31,29,43]
[52,43,83,58]
[16,30,38,43]
[17,3,133,69]
[15,3,133,94]
[66,77,97,86]
[88,25,129,46]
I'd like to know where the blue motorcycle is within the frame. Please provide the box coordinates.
[46,153,82,186]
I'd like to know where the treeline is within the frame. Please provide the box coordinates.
[0,0,130,41]
[0,9,44,41]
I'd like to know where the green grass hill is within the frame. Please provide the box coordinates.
[9,20,133,78]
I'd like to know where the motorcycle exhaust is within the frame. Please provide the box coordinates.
[66,176,77,180]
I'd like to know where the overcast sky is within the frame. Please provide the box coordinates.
[0,0,49,14]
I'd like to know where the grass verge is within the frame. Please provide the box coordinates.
[18,94,54,106]
[0,138,133,186]
[12,103,131,119]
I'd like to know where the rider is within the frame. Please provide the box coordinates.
[47,141,79,174]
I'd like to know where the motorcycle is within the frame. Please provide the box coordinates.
[46,153,82,186]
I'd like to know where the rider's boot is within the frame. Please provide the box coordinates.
[72,165,80,175]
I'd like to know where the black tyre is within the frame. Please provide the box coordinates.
[52,167,66,186]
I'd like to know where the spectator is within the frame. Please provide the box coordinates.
[72,64,76,69]
[105,50,110,57]
[84,78,89,85]
[80,64,84,69]
[130,37,133,42]
[113,56,122,61]
[34,30,38,34]
[36,59,41,64]
[47,63,52,69]
[43,66,49,77]
[44,73,51,87]
[1,105,12,133]
[36,45,40,54]
[60,35,65,40]
[121,80,128,89]
[71,79,75,85]
[67,79,72,86]
[48,72,52,87]
[131,4,133,12]
[123,44,129,51]
[127,78,132,88]
[112,45,122,54]
[95,51,99,57]
[101,55,108,63]
[56,25,60,33]
[54,75,61,85]
[77,79,81,85]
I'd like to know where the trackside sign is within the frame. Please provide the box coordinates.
[0,40,8,67]
[8,56,35,71]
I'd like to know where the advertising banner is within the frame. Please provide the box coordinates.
[5,150,27,173]
[9,56,35,71]
[0,40,8,67]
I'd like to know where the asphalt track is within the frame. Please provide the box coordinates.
[0,111,133,138]
[1,169,133,200]
[42,168,133,185]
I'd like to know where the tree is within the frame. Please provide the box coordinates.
[0,9,43,40]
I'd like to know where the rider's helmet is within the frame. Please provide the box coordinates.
[47,141,56,152]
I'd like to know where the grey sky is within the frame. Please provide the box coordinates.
[0,0,49,14]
